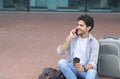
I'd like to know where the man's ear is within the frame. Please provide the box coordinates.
[87,26,91,32]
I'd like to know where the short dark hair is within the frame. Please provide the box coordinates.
[78,14,94,32]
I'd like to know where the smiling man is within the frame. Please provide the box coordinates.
[57,14,99,79]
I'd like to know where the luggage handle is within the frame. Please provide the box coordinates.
[102,36,119,40]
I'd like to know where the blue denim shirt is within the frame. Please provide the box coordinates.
[57,34,99,70]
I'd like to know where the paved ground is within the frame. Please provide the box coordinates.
[0,12,120,79]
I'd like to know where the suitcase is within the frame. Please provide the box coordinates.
[98,36,120,78]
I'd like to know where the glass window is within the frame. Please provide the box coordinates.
[88,0,120,12]
[2,0,27,11]
[57,0,85,12]
[0,0,4,10]
[29,0,86,12]
[30,0,47,11]
[0,0,120,12]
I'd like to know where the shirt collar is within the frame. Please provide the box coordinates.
[88,34,93,41]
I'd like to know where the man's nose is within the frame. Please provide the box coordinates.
[76,26,80,29]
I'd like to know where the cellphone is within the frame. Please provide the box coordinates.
[75,29,78,35]
[73,57,80,65]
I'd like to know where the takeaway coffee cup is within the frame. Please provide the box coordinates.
[73,57,80,65]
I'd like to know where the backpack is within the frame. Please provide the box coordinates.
[38,68,66,79]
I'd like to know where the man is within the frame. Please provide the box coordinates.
[57,14,99,79]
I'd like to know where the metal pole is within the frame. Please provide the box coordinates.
[85,0,87,12]
[26,0,30,11]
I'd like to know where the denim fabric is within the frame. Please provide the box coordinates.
[58,59,98,79]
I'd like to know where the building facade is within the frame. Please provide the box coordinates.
[0,0,120,12]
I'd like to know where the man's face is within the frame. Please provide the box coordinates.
[76,20,90,36]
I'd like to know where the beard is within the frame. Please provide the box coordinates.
[77,29,86,35]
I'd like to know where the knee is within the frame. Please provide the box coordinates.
[58,59,68,68]
[87,69,97,73]
[86,69,98,79]
[87,69,97,76]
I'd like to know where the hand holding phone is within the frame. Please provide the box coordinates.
[69,28,77,40]
[75,29,78,35]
